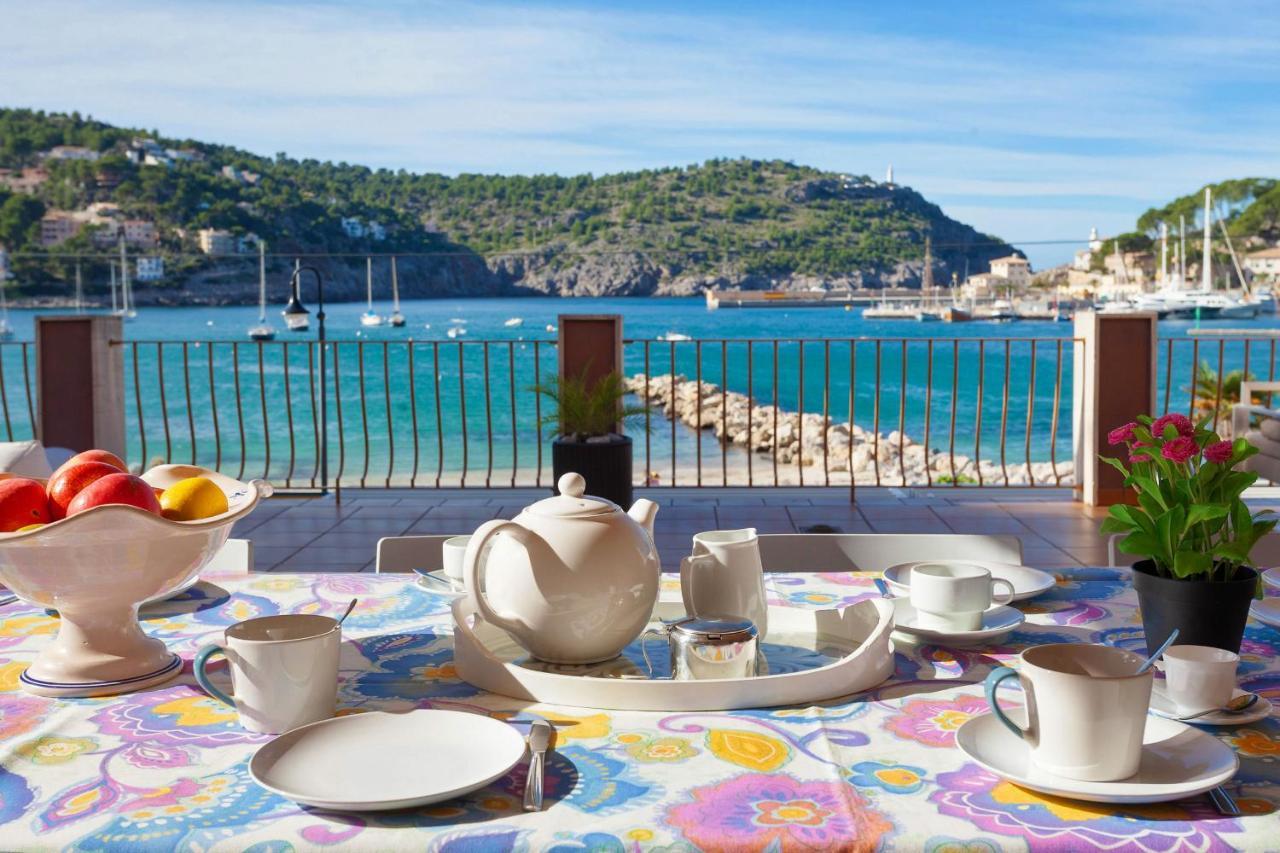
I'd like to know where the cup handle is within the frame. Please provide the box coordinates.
[679,553,714,616]
[193,644,235,706]
[984,666,1030,739]
[990,578,1016,607]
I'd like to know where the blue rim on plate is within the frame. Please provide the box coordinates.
[19,653,182,690]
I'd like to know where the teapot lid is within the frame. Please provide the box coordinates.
[527,473,619,518]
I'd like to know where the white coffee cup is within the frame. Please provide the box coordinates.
[681,528,768,640]
[985,643,1152,782]
[908,562,1015,631]
[442,535,471,582]
[1157,644,1238,715]
[194,614,340,734]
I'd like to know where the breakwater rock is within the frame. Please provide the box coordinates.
[626,373,1074,487]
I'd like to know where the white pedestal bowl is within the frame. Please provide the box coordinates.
[0,465,271,697]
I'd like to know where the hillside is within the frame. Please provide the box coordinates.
[0,108,1015,304]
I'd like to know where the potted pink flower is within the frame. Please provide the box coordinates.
[1101,413,1274,654]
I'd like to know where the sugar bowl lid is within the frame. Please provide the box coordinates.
[669,615,758,643]
[525,472,619,518]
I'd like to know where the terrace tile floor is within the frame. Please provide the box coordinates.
[234,487,1280,573]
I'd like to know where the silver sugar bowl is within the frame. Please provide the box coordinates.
[643,615,759,680]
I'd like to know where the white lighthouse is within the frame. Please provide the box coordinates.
[885,164,894,186]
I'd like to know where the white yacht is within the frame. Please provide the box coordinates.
[388,257,406,327]
[360,258,385,327]
[504,317,524,328]
[248,243,276,341]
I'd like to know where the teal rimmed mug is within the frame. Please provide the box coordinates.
[984,643,1152,782]
[194,614,340,734]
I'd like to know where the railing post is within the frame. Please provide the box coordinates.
[34,315,125,458]
[1072,310,1158,506]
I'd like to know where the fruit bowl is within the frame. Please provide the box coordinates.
[0,465,272,697]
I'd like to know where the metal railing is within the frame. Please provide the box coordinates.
[0,343,36,444]
[112,336,1080,491]
[1158,336,1280,433]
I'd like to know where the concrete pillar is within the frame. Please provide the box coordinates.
[34,316,125,459]
[1073,310,1158,506]
[557,314,623,391]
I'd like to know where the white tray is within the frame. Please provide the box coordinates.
[451,598,895,711]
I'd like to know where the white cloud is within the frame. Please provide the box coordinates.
[1,0,1277,268]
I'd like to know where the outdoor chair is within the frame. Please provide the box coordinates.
[204,538,253,574]
[757,533,1023,572]
[1231,380,1280,483]
[375,535,459,573]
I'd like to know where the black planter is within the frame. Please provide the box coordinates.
[552,435,633,507]
[1130,559,1258,656]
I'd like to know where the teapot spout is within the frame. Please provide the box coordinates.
[627,498,659,540]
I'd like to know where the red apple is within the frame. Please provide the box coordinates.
[51,449,126,482]
[66,473,162,517]
[47,461,124,520]
[0,478,52,531]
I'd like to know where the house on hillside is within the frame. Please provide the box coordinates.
[0,167,49,194]
[39,213,81,247]
[44,145,100,162]
[341,217,366,238]
[136,256,164,281]
[197,228,237,255]
[123,220,158,249]
[961,254,1032,300]
[1244,247,1280,280]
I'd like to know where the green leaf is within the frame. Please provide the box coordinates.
[1183,504,1228,530]
[1118,531,1161,559]
[1173,550,1213,579]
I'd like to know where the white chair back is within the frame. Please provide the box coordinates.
[1109,531,1280,570]
[376,535,458,573]
[204,538,252,574]
[756,533,1023,572]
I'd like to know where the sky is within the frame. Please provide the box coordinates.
[3,0,1278,268]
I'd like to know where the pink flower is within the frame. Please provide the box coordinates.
[1151,413,1194,439]
[1129,441,1152,464]
[1108,422,1137,445]
[1161,435,1198,463]
[1204,440,1233,464]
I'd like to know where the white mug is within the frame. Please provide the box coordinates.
[909,562,1014,631]
[680,528,768,640]
[194,614,340,734]
[1157,645,1238,715]
[986,643,1152,782]
[442,535,471,582]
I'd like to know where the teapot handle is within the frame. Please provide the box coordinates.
[464,520,540,635]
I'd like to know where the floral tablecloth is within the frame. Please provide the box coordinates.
[1,568,1278,852]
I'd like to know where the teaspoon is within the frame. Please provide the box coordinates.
[1177,693,1259,721]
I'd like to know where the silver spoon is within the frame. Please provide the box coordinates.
[337,598,357,627]
[1135,628,1179,675]
[1177,693,1259,721]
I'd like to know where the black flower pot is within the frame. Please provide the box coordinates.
[1130,559,1258,656]
[552,434,633,507]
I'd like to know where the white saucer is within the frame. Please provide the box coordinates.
[1250,596,1280,629]
[250,709,527,811]
[889,598,1024,645]
[883,561,1055,602]
[1263,567,1280,590]
[1149,685,1273,726]
[412,568,466,597]
[956,711,1238,804]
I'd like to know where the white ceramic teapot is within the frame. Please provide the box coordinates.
[463,472,660,664]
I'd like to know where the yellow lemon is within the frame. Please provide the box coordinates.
[17,523,45,532]
[159,477,228,521]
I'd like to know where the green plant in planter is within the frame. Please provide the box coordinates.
[532,369,649,440]
[1100,412,1275,589]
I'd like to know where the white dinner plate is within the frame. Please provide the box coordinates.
[412,568,467,598]
[956,711,1238,804]
[1149,684,1273,727]
[889,599,1024,646]
[250,709,527,811]
[1250,596,1280,629]
[883,561,1056,602]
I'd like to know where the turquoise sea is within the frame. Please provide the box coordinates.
[3,297,1277,487]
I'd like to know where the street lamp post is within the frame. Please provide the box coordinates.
[284,265,330,497]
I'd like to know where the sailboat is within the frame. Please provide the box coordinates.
[74,262,84,314]
[248,243,276,341]
[360,257,384,327]
[388,256,406,327]
[0,277,13,341]
[109,261,121,316]
[118,240,137,320]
